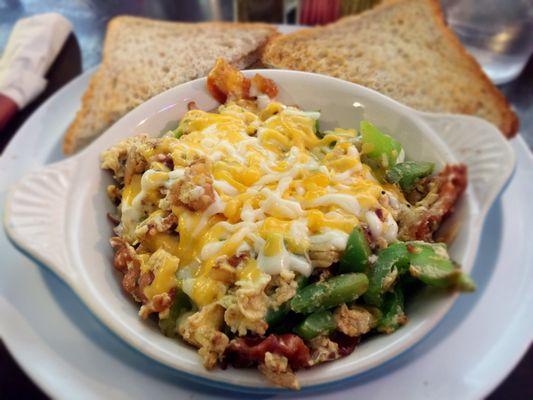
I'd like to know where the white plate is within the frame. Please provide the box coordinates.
[1,70,532,399]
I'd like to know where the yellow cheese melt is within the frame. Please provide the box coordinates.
[237,259,262,281]
[122,174,142,205]
[112,100,406,312]
[191,276,225,307]
[142,233,181,257]
[143,249,179,300]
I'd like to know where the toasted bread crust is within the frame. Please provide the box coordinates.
[262,0,518,137]
[62,68,104,154]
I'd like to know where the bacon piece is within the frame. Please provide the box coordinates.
[225,334,311,370]
[152,292,173,313]
[139,287,175,319]
[207,79,229,104]
[110,237,157,302]
[329,332,361,357]
[122,267,155,303]
[228,253,249,267]
[207,58,251,103]
[187,101,198,111]
[206,58,278,103]
[122,262,140,295]
[110,237,137,273]
[399,164,467,242]
[251,74,278,98]
[136,271,155,302]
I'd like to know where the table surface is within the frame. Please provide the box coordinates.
[0,1,531,399]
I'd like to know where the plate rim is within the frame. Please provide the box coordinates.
[1,66,532,399]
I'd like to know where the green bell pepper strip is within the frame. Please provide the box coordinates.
[293,310,337,340]
[386,161,435,191]
[265,302,290,327]
[314,119,322,137]
[173,126,185,139]
[407,242,475,291]
[360,121,403,169]
[290,273,369,314]
[295,274,310,289]
[456,272,476,292]
[363,242,410,307]
[339,226,372,273]
[159,289,192,338]
[377,287,406,334]
[265,274,310,329]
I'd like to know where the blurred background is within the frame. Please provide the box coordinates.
[0,0,531,150]
[0,1,531,399]
[1,0,531,82]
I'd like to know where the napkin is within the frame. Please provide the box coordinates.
[0,13,72,130]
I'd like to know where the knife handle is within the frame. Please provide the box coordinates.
[0,94,19,132]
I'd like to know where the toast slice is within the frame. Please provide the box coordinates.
[262,0,518,137]
[63,17,278,153]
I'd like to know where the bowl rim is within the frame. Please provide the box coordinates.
[3,69,515,393]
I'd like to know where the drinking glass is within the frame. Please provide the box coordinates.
[441,0,533,84]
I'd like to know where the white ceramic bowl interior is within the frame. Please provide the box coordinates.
[3,70,515,391]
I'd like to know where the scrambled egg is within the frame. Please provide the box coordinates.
[101,99,405,310]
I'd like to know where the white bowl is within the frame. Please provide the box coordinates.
[3,70,515,392]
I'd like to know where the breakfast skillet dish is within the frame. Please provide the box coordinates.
[101,59,474,389]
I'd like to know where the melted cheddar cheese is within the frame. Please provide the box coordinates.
[103,100,404,307]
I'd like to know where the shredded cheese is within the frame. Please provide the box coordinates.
[103,101,404,307]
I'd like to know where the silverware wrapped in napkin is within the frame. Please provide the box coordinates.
[0,13,72,131]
